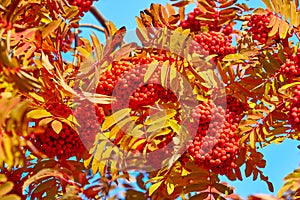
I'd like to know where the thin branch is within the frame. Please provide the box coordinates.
[79,24,105,33]
[73,26,79,66]
[89,6,109,33]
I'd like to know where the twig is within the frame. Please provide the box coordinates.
[89,6,109,33]
[79,24,105,33]
[73,25,79,66]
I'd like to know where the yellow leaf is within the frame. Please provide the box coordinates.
[168,119,181,134]
[290,1,297,26]
[28,92,44,102]
[0,182,14,196]
[102,108,131,131]
[135,17,149,41]
[166,182,175,195]
[249,131,256,149]
[38,118,53,126]
[148,181,163,196]
[268,17,280,37]
[279,20,289,39]
[27,109,52,119]
[279,82,300,94]
[160,61,169,87]
[144,61,159,83]
[1,194,21,200]
[41,19,62,39]
[51,120,62,134]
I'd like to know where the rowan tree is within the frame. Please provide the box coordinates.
[0,0,299,199]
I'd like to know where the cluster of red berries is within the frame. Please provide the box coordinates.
[288,85,300,131]
[246,11,275,44]
[225,95,248,123]
[192,31,236,57]
[46,102,72,118]
[97,55,178,111]
[180,7,204,32]
[67,0,94,16]
[280,54,300,79]
[96,54,182,161]
[180,7,233,34]
[73,102,105,149]
[187,97,246,175]
[191,101,213,124]
[34,123,86,160]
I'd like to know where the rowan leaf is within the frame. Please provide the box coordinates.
[211,192,226,200]
[172,1,191,7]
[290,1,297,26]
[41,18,62,39]
[0,194,21,200]
[261,0,274,11]
[168,14,180,24]
[279,82,300,94]
[148,181,163,196]
[0,182,14,196]
[125,189,147,200]
[166,182,175,195]
[268,18,280,37]
[214,183,233,195]
[278,20,289,39]
[189,192,209,200]
[51,120,62,134]
[144,61,159,83]
[223,53,248,61]
[219,0,237,8]
[102,108,131,131]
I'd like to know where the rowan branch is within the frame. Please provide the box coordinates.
[79,23,105,33]
[89,6,109,33]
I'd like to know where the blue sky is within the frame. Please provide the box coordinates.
[80,0,300,198]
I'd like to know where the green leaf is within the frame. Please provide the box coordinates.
[102,108,131,131]
[0,182,13,196]
[148,181,163,196]
[27,109,52,119]
[51,120,62,134]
